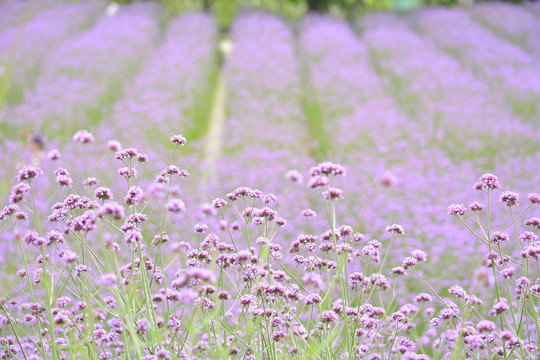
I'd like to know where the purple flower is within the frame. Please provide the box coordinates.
[478,173,500,190]
[95,187,113,200]
[442,329,459,342]
[170,134,186,145]
[386,223,404,234]
[47,149,61,160]
[415,293,432,302]
[9,183,31,203]
[98,202,125,220]
[320,310,338,324]
[379,171,399,187]
[489,300,510,315]
[469,202,484,211]
[124,186,144,205]
[323,187,343,200]
[212,198,227,209]
[240,294,256,307]
[99,273,118,286]
[57,297,72,308]
[73,130,94,143]
[166,199,186,213]
[286,169,303,183]
[477,320,496,332]
[500,191,519,206]
[56,175,72,187]
[309,162,346,177]
[411,249,427,262]
[17,165,43,182]
[491,231,509,244]
[447,204,466,216]
[302,273,324,290]
[528,193,540,204]
[107,140,122,152]
[500,267,515,279]
[307,175,329,188]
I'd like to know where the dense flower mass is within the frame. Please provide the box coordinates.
[1,128,539,359]
[0,2,539,359]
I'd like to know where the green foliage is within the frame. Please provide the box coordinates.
[155,0,517,16]
[213,0,238,30]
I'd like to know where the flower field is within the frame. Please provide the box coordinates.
[0,1,539,359]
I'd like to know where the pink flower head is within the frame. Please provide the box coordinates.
[307,175,329,188]
[166,199,186,213]
[411,249,427,262]
[478,173,500,190]
[107,140,122,152]
[379,171,399,187]
[386,223,404,235]
[212,198,227,209]
[17,165,43,182]
[500,191,519,207]
[47,149,61,160]
[95,187,113,200]
[309,162,346,177]
[320,310,338,324]
[447,204,465,216]
[323,187,343,200]
[469,202,484,211]
[73,130,94,143]
[491,231,509,244]
[286,170,303,183]
[528,193,540,204]
[99,273,118,286]
[170,135,186,145]
[524,217,540,229]
[302,273,324,290]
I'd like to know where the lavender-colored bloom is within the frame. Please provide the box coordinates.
[47,149,61,160]
[212,198,227,209]
[491,231,510,244]
[17,165,43,182]
[442,329,459,342]
[73,130,94,143]
[166,199,186,213]
[528,193,540,204]
[479,174,500,190]
[477,320,497,332]
[170,135,186,146]
[490,301,510,316]
[500,191,519,207]
[125,186,144,205]
[447,204,466,216]
[412,8,540,122]
[99,273,118,286]
[386,223,404,235]
[302,273,324,290]
[320,310,339,324]
[286,170,303,183]
[95,187,113,201]
[469,202,484,211]
[411,249,427,262]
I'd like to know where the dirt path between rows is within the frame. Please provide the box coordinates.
[201,37,232,189]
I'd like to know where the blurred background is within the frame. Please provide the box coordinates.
[126,0,538,27]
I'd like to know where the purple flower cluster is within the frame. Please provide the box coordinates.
[411,7,540,121]
[3,2,160,134]
[0,1,104,104]
[470,3,540,60]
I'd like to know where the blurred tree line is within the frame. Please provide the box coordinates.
[118,0,530,28]
[156,0,522,14]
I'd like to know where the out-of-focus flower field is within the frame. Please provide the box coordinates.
[0,1,539,359]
